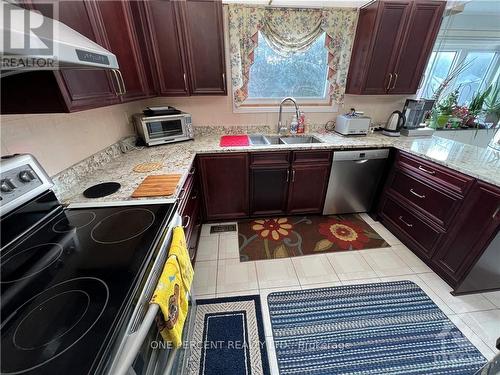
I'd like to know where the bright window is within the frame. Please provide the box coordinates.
[420,49,499,105]
[247,31,329,102]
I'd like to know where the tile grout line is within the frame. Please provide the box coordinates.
[456,310,500,351]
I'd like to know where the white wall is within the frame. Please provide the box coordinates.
[0,101,144,176]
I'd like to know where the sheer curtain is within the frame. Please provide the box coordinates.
[228,4,358,106]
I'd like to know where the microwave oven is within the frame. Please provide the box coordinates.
[133,112,194,146]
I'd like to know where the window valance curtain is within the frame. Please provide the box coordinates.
[228,4,358,107]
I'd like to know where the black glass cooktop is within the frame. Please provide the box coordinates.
[0,202,175,375]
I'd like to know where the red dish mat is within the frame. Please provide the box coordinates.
[219,135,250,147]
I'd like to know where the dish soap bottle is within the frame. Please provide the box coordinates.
[290,114,298,134]
[297,112,305,134]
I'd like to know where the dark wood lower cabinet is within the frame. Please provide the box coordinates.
[379,150,500,293]
[432,181,500,287]
[199,151,332,220]
[178,166,201,264]
[198,154,249,221]
[287,164,331,215]
[250,166,289,216]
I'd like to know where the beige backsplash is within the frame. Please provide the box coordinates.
[0,94,407,176]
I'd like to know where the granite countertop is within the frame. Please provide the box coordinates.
[60,132,500,205]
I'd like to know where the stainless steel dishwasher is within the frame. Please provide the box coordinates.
[323,149,390,215]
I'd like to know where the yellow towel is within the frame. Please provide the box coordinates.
[150,226,194,347]
[169,226,194,291]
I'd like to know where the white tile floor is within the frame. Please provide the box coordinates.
[192,214,500,373]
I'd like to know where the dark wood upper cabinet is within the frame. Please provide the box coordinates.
[346,0,444,95]
[179,0,227,95]
[142,0,227,96]
[1,0,118,114]
[360,1,411,94]
[94,1,152,102]
[55,1,118,110]
[198,154,249,221]
[391,1,445,94]
[142,0,190,96]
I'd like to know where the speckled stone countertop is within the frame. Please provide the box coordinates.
[60,132,500,205]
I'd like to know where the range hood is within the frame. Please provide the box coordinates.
[0,1,119,76]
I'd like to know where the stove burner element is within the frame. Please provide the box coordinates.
[91,208,155,244]
[0,277,109,374]
[13,290,90,350]
[0,243,63,284]
[82,182,121,199]
[52,211,96,233]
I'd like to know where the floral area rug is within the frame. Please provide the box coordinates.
[238,214,389,261]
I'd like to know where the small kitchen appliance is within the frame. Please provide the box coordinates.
[400,99,436,137]
[383,110,406,137]
[0,154,191,375]
[334,111,371,136]
[134,110,193,146]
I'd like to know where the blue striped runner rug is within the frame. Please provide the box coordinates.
[267,281,487,375]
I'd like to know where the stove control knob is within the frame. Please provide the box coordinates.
[18,170,35,183]
[1,179,16,192]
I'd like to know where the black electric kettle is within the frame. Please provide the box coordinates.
[383,110,406,137]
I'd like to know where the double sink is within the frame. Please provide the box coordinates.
[248,134,323,146]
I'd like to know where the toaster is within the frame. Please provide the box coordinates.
[335,114,371,136]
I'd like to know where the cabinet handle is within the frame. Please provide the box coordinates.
[189,167,196,175]
[386,73,393,91]
[291,169,296,182]
[286,169,290,182]
[222,72,225,85]
[177,188,186,201]
[418,165,435,175]
[182,215,191,229]
[111,70,121,96]
[398,215,413,228]
[117,69,126,95]
[183,73,187,91]
[409,188,425,199]
[493,205,500,220]
[391,73,398,90]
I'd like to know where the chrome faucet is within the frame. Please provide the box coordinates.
[278,97,300,135]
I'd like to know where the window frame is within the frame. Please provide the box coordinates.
[419,47,500,104]
[223,10,338,114]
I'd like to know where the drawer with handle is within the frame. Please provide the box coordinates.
[396,151,473,196]
[390,169,461,228]
[380,195,443,257]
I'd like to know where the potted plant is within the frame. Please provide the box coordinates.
[466,84,492,127]
[484,80,500,126]
[435,89,459,128]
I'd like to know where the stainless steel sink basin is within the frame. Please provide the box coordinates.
[248,135,269,145]
[248,134,323,146]
[279,136,323,144]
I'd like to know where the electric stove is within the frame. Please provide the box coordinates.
[0,155,177,375]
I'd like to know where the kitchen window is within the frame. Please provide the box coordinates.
[246,31,329,104]
[420,49,500,105]
[227,5,358,111]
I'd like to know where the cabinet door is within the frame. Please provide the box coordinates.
[363,1,412,94]
[432,181,500,284]
[48,1,118,111]
[178,0,227,95]
[95,1,152,101]
[143,0,189,96]
[287,164,330,215]
[198,154,249,221]
[390,1,444,94]
[250,166,289,217]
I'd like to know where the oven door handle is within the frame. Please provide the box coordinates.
[111,304,160,375]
